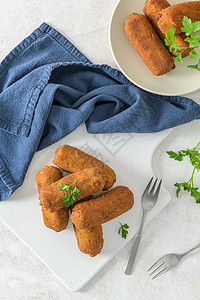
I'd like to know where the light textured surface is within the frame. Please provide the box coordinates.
[1,1,200,299]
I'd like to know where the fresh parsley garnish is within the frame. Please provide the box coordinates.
[167,150,187,161]
[59,179,80,207]
[165,16,200,70]
[167,141,200,203]
[118,222,129,239]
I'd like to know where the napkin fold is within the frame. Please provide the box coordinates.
[1,22,200,201]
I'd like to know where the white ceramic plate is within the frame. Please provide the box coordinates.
[0,125,171,291]
[109,0,200,96]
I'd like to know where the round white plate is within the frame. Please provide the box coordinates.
[109,0,200,96]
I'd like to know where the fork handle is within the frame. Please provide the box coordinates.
[181,242,200,258]
[124,232,142,275]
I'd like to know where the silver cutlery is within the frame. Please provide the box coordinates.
[148,242,200,279]
[125,177,162,275]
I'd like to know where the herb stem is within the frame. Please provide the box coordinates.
[167,141,200,203]
[187,167,196,188]
[193,141,200,150]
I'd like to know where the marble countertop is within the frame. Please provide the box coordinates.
[1,1,200,299]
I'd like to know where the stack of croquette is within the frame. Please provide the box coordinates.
[36,145,134,257]
[125,0,200,76]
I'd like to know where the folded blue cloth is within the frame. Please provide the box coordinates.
[1,23,200,201]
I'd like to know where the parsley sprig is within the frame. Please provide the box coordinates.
[118,222,129,239]
[167,141,200,203]
[59,179,81,207]
[165,16,200,70]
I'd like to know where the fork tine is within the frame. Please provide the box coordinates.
[149,261,164,276]
[149,178,158,194]
[151,266,168,280]
[154,179,162,198]
[142,177,153,196]
[147,258,163,272]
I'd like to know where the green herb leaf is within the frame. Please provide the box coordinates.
[62,194,73,207]
[59,179,81,207]
[188,59,200,71]
[72,186,81,197]
[184,34,200,47]
[167,28,176,42]
[187,35,199,48]
[181,27,191,35]
[189,50,198,62]
[193,21,200,32]
[118,222,129,239]
[174,183,181,197]
[164,38,172,46]
[182,16,192,28]
[182,16,193,35]
[191,188,200,203]
[175,54,183,64]
[187,64,200,70]
[59,183,71,192]
[166,150,186,161]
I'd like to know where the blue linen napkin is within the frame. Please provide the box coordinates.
[1,22,200,201]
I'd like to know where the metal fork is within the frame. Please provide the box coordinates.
[125,177,162,275]
[148,242,200,280]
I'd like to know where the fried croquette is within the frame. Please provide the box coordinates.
[41,206,69,232]
[125,13,175,76]
[53,145,116,191]
[157,1,200,35]
[143,0,190,58]
[71,186,134,229]
[143,0,170,40]
[36,166,69,232]
[39,167,106,213]
[36,166,62,193]
[73,225,104,257]
[70,196,104,257]
[70,197,104,257]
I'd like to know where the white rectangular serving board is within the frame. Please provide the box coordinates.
[0,124,171,291]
